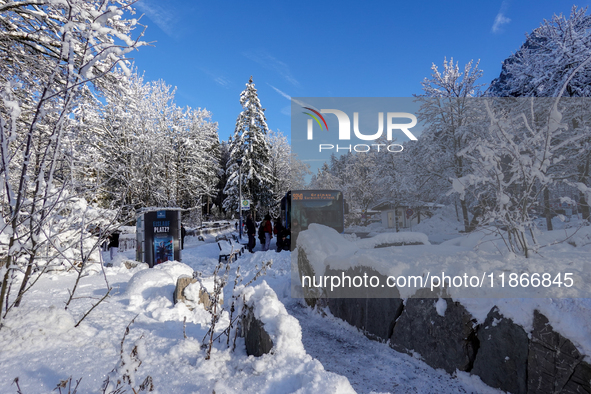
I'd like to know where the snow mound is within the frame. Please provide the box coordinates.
[242,280,305,357]
[124,263,215,325]
[566,225,591,247]
[297,224,429,277]
[125,261,193,312]
[297,224,358,277]
[413,205,465,243]
[152,260,194,280]
[435,297,447,317]
[239,281,355,393]
[346,221,385,234]
[356,232,430,248]
[0,306,78,354]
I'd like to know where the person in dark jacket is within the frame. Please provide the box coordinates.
[245,214,256,253]
[108,231,120,261]
[278,218,292,252]
[181,224,186,250]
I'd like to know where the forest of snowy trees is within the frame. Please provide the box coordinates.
[1,1,591,323]
[312,6,591,257]
[0,0,312,322]
[0,0,290,323]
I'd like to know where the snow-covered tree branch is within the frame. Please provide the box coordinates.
[0,0,147,325]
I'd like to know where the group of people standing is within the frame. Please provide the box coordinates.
[244,213,290,253]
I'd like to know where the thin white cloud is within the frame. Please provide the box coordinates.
[214,77,230,87]
[492,13,511,33]
[244,50,300,87]
[492,1,511,33]
[269,84,291,100]
[201,68,231,88]
[136,0,181,38]
[268,84,308,108]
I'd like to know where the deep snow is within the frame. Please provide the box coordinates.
[0,227,510,394]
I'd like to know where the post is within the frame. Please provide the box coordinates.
[237,158,243,240]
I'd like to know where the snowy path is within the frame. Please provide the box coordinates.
[107,236,503,394]
[181,236,501,393]
[284,299,499,394]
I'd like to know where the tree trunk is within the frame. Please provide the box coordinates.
[578,154,591,220]
[460,199,470,232]
[544,187,553,231]
[580,192,590,221]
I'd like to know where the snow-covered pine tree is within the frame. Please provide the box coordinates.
[212,140,231,218]
[266,130,291,214]
[224,77,274,218]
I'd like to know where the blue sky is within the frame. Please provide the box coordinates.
[129,1,588,142]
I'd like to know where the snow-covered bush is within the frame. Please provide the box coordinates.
[101,317,154,394]
[454,97,585,257]
[196,251,272,359]
[0,0,147,325]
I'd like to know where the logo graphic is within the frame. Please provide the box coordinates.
[302,107,329,132]
[303,107,417,141]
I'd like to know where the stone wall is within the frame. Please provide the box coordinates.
[298,248,590,394]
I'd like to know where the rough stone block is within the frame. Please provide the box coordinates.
[297,247,323,308]
[173,276,214,309]
[242,306,273,357]
[124,260,141,269]
[324,266,403,341]
[527,310,589,394]
[471,306,528,394]
[390,289,477,374]
[561,361,591,394]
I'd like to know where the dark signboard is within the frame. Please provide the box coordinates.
[138,209,181,267]
[292,190,340,202]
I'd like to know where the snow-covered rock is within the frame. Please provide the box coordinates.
[239,281,355,393]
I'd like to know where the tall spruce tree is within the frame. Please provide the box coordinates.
[223,77,274,217]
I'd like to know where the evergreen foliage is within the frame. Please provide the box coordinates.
[224,77,274,217]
